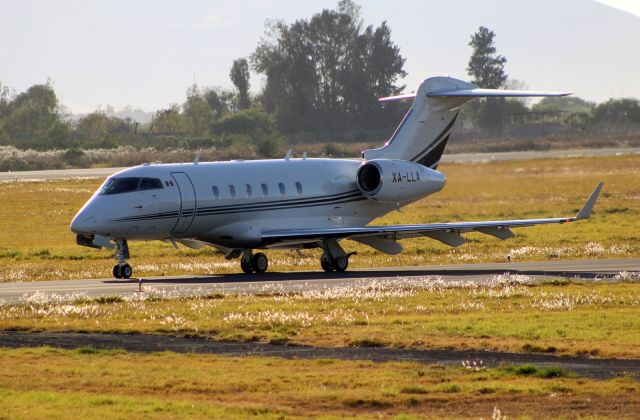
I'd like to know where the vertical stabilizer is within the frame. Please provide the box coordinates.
[363,76,570,169]
[363,77,473,169]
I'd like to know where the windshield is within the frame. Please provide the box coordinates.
[99,177,163,195]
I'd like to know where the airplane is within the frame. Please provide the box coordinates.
[70,76,603,279]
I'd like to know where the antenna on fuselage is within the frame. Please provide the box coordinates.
[284,149,293,160]
[192,153,201,165]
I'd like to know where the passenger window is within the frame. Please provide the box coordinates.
[261,183,269,197]
[212,186,219,199]
[139,178,163,191]
[278,182,286,196]
[295,181,303,196]
[245,184,252,198]
[229,185,236,199]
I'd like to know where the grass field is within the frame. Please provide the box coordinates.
[0,155,638,281]
[2,274,639,358]
[0,347,638,418]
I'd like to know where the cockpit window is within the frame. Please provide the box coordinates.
[139,178,163,191]
[99,177,163,195]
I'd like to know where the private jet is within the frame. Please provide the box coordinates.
[70,76,603,279]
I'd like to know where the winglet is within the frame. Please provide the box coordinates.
[575,182,604,220]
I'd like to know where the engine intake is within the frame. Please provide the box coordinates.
[356,159,445,203]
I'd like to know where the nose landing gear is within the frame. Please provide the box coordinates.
[112,239,133,279]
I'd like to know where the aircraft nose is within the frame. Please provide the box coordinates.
[70,208,97,235]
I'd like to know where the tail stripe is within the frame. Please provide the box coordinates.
[409,112,458,162]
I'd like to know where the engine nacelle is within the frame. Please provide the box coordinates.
[356,159,445,203]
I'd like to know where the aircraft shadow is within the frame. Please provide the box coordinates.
[103,268,622,285]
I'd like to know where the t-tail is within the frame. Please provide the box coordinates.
[362,76,571,169]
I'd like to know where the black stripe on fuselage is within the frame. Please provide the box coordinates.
[108,191,366,223]
[196,191,362,216]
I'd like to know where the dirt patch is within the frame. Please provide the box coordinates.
[1,331,638,380]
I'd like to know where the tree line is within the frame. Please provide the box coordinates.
[1,2,639,156]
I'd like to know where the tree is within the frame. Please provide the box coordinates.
[592,98,640,124]
[2,83,61,141]
[230,58,251,109]
[152,104,186,134]
[467,26,508,131]
[183,84,213,137]
[203,87,234,119]
[532,96,595,114]
[251,1,405,133]
[76,111,111,141]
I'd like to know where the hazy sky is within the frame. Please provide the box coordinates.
[3,0,639,114]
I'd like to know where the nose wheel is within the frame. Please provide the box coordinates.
[112,239,133,279]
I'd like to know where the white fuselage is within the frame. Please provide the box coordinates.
[71,158,433,249]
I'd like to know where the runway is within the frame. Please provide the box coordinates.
[1,258,637,304]
[1,147,639,181]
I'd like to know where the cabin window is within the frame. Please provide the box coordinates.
[245,184,253,197]
[261,183,269,197]
[295,181,303,196]
[229,185,236,199]
[278,182,286,196]
[211,186,219,199]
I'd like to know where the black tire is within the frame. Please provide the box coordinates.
[112,264,122,279]
[252,253,268,274]
[333,256,349,272]
[320,258,334,272]
[121,264,133,279]
[240,259,254,274]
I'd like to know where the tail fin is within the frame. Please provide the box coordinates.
[363,76,570,169]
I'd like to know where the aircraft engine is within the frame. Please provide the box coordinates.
[356,159,445,203]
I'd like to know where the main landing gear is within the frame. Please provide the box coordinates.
[319,239,353,273]
[240,250,269,274]
[320,255,349,272]
[112,239,133,279]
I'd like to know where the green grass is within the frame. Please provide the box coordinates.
[0,347,637,419]
[2,277,639,358]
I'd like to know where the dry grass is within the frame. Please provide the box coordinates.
[2,274,639,358]
[0,347,638,419]
[0,154,638,281]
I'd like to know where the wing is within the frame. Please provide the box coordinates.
[261,183,603,253]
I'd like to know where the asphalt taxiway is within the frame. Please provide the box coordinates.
[0,258,637,304]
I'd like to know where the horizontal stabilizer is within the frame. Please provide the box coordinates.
[378,93,416,102]
[427,88,571,98]
[379,88,571,102]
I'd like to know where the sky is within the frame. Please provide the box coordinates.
[2,0,639,114]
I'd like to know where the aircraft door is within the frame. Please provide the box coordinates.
[170,172,197,234]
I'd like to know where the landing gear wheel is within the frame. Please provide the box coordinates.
[252,253,268,274]
[112,264,122,279]
[121,264,133,279]
[333,256,349,272]
[240,259,254,274]
[320,258,334,272]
